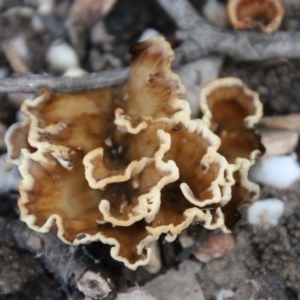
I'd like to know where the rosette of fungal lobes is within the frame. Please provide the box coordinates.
[5,37,264,270]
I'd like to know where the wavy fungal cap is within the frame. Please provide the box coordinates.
[200,77,265,228]
[5,37,264,270]
[227,0,285,33]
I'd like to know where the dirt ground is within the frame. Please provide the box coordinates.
[1,1,300,299]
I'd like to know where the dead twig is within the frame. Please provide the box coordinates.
[260,114,300,132]
[0,0,300,94]
[0,218,116,300]
[259,129,299,157]
[1,41,29,74]
[158,0,300,63]
[0,69,129,93]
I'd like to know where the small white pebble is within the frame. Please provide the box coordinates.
[46,42,79,72]
[250,154,300,189]
[0,67,8,78]
[9,35,30,62]
[63,66,87,77]
[178,232,194,249]
[202,0,228,28]
[0,155,21,193]
[90,21,114,46]
[139,28,161,42]
[215,289,235,300]
[37,0,54,15]
[31,14,45,33]
[248,198,285,228]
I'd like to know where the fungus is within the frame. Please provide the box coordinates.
[227,0,285,33]
[5,37,263,269]
[200,77,265,227]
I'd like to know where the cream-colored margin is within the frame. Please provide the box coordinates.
[200,77,263,129]
[180,119,235,207]
[227,0,285,33]
[84,130,179,226]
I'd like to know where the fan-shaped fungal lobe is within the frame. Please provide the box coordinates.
[227,0,285,33]
[200,77,265,228]
[5,37,264,269]
[200,77,263,163]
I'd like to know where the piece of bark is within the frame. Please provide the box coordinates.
[1,40,29,74]
[0,69,129,93]
[259,129,299,157]
[1,218,116,300]
[260,114,300,132]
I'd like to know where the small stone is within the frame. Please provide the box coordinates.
[26,235,42,251]
[31,14,45,33]
[0,67,9,78]
[139,28,161,42]
[90,21,115,47]
[250,153,300,189]
[202,0,228,28]
[194,234,235,263]
[46,42,79,72]
[259,129,299,157]
[8,35,30,63]
[89,48,106,71]
[0,154,21,193]
[63,66,87,77]
[248,198,285,228]
[37,0,54,15]
[178,231,195,249]
[215,289,235,300]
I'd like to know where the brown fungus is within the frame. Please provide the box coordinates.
[227,0,285,33]
[6,37,263,269]
[200,77,265,228]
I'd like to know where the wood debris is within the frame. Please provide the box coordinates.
[259,129,299,157]
[258,114,300,156]
[260,114,300,132]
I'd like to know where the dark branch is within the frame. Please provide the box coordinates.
[0,0,300,94]
[0,69,129,94]
[0,218,116,300]
[159,0,300,63]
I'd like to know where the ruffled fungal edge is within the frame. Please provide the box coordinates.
[83,129,180,225]
[5,40,264,270]
[199,77,264,227]
[227,0,285,33]
[17,150,153,270]
[200,77,263,131]
[176,119,235,208]
[114,36,191,134]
